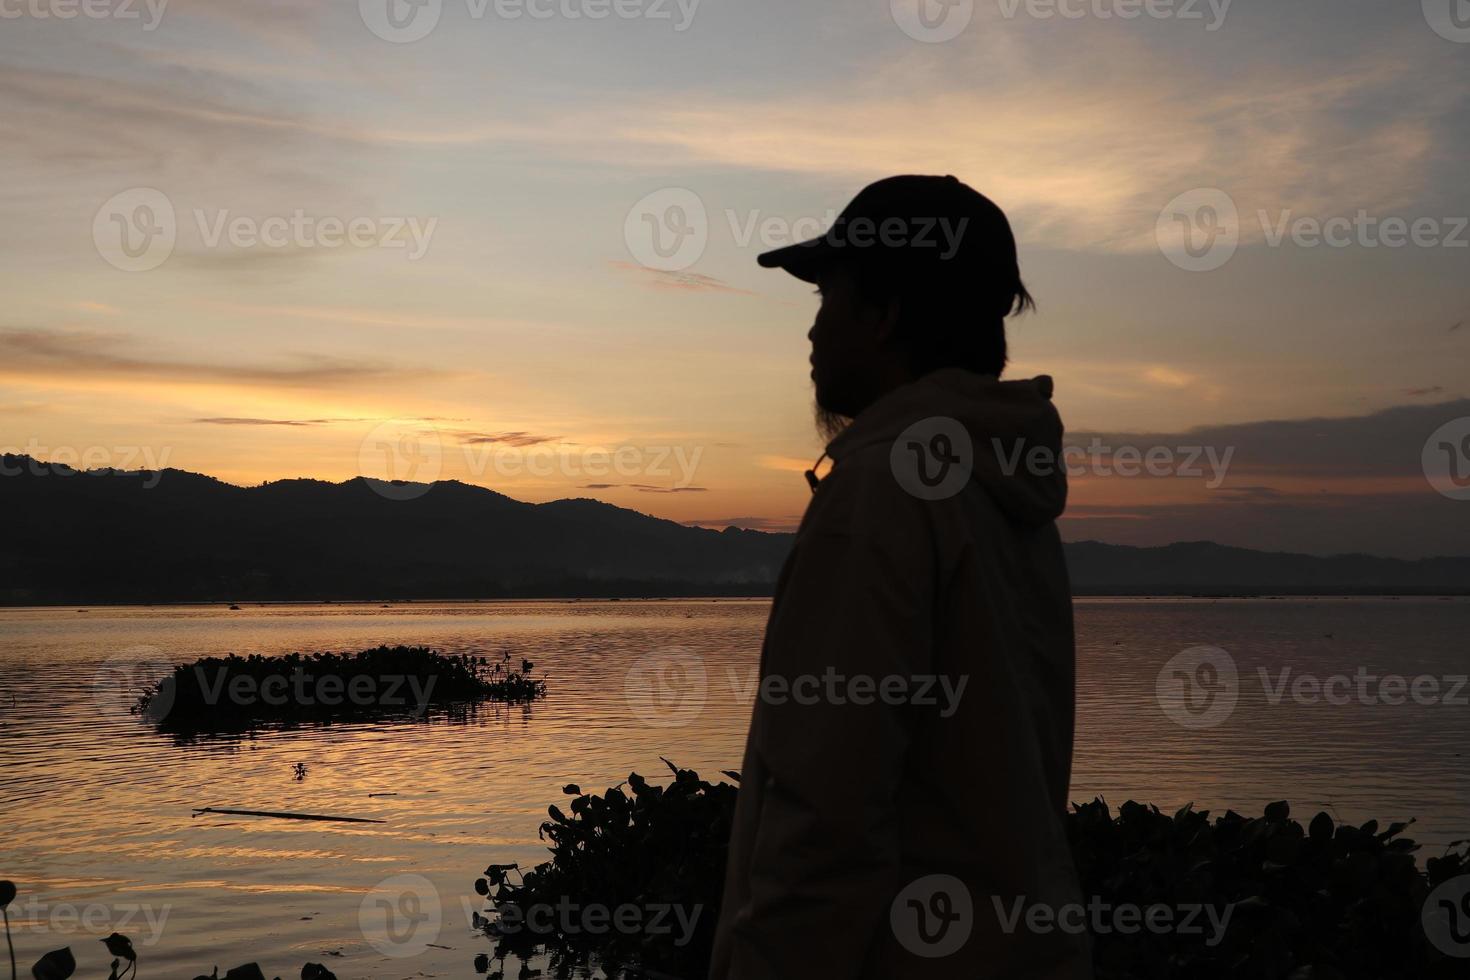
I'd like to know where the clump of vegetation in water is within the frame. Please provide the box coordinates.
[471,768,1470,980]
[1,879,337,980]
[134,646,546,733]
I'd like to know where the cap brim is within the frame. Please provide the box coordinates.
[756,237,836,284]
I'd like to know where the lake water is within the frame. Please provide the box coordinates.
[2,598,1467,978]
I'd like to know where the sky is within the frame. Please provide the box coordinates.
[2,0,1468,557]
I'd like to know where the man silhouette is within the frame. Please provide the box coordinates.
[709,176,1091,979]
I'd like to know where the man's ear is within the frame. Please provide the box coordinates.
[873,294,902,343]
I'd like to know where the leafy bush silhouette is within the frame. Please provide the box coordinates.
[474,759,737,978]
[472,769,1470,979]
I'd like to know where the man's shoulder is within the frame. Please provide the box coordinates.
[808,441,936,533]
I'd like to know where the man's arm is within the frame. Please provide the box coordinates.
[724,467,936,978]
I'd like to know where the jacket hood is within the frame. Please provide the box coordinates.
[825,368,1068,526]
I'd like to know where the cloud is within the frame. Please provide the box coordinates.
[525,27,1459,254]
[581,483,708,493]
[758,454,817,473]
[192,416,371,426]
[608,261,756,296]
[0,328,444,390]
[0,63,505,168]
[1405,386,1446,397]
[210,304,547,333]
[1069,399,1470,480]
[1060,400,1470,557]
[456,431,560,448]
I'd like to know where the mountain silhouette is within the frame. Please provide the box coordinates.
[0,455,788,603]
[2,455,1465,603]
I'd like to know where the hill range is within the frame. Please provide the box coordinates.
[2,455,1465,603]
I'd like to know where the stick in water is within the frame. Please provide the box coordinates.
[192,807,386,824]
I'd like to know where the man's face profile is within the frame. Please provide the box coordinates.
[809,262,890,427]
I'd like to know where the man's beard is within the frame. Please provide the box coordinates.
[814,402,850,443]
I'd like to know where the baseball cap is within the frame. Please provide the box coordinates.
[756,175,1022,289]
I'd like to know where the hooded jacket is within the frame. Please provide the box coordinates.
[708,369,1091,980]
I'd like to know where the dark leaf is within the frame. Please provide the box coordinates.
[223,965,267,980]
[1309,811,1334,841]
[31,947,77,980]
[101,933,137,961]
